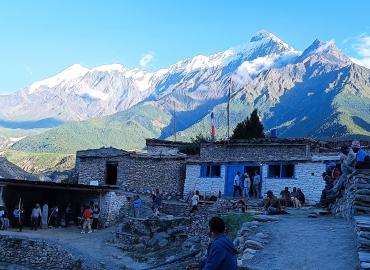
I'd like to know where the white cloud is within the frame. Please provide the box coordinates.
[139,52,154,68]
[316,39,335,53]
[350,33,370,68]
[232,51,300,86]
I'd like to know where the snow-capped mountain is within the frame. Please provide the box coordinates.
[3,30,370,159]
[0,30,298,123]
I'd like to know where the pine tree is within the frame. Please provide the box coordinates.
[231,109,265,139]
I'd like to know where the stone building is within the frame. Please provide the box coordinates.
[184,138,339,203]
[73,140,188,225]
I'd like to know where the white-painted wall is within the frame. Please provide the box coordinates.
[261,162,326,204]
[183,164,226,197]
[184,162,326,204]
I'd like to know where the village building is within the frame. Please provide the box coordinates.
[0,137,345,228]
[183,138,340,203]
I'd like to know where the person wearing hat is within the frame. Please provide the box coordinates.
[352,141,370,169]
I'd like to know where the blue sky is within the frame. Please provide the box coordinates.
[1,0,370,93]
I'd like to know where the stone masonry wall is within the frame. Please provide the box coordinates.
[0,235,83,270]
[262,162,326,204]
[328,170,370,270]
[183,165,226,197]
[122,156,186,197]
[147,145,179,155]
[200,144,309,161]
[77,156,129,186]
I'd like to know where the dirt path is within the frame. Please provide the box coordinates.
[250,208,358,270]
[0,226,148,270]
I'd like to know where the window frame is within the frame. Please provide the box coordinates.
[267,162,295,179]
[200,164,221,178]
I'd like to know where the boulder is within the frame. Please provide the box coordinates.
[244,240,263,250]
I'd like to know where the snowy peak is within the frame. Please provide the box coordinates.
[28,64,89,94]
[237,30,295,60]
[298,39,351,66]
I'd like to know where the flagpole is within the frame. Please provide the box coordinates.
[227,77,231,140]
[173,101,177,142]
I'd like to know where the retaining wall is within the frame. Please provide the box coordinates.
[0,235,83,270]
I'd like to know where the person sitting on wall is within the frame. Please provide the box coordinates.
[328,145,356,198]
[264,191,285,215]
[352,141,370,169]
[280,187,291,208]
[187,216,237,270]
[233,172,242,197]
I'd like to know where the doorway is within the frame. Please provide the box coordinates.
[225,164,261,197]
[244,165,261,198]
[105,162,118,185]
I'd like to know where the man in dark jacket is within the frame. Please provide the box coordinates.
[188,217,237,270]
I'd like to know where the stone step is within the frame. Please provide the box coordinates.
[359,251,370,263]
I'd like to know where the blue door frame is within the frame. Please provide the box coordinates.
[225,163,262,196]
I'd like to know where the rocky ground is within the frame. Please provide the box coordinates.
[246,208,358,270]
[0,202,359,270]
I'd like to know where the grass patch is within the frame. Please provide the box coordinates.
[223,213,254,239]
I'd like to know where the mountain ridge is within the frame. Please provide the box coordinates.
[2,30,370,161]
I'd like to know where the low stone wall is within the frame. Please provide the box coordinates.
[329,170,370,270]
[329,170,370,219]
[0,235,83,270]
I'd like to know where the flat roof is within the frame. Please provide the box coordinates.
[0,178,118,192]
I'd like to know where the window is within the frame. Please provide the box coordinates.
[200,164,221,178]
[105,162,118,185]
[268,165,281,178]
[267,163,295,178]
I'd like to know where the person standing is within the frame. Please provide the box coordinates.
[31,203,42,230]
[133,196,142,218]
[65,203,72,227]
[253,172,261,199]
[49,205,59,228]
[13,206,24,232]
[190,191,200,213]
[233,172,242,197]
[41,203,48,229]
[243,172,251,199]
[81,205,93,234]
[187,217,237,270]
[92,204,100,230]
[152,189,162,216]
[0,207,4,230]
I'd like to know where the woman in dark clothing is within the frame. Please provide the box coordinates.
[297,188,305,205]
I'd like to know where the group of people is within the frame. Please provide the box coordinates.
[280,187,305,208]
[80,202,101,234]
[233,171,261,199]
[321,141,370,207]
[0,201,101,233]
[263,187,305,215]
